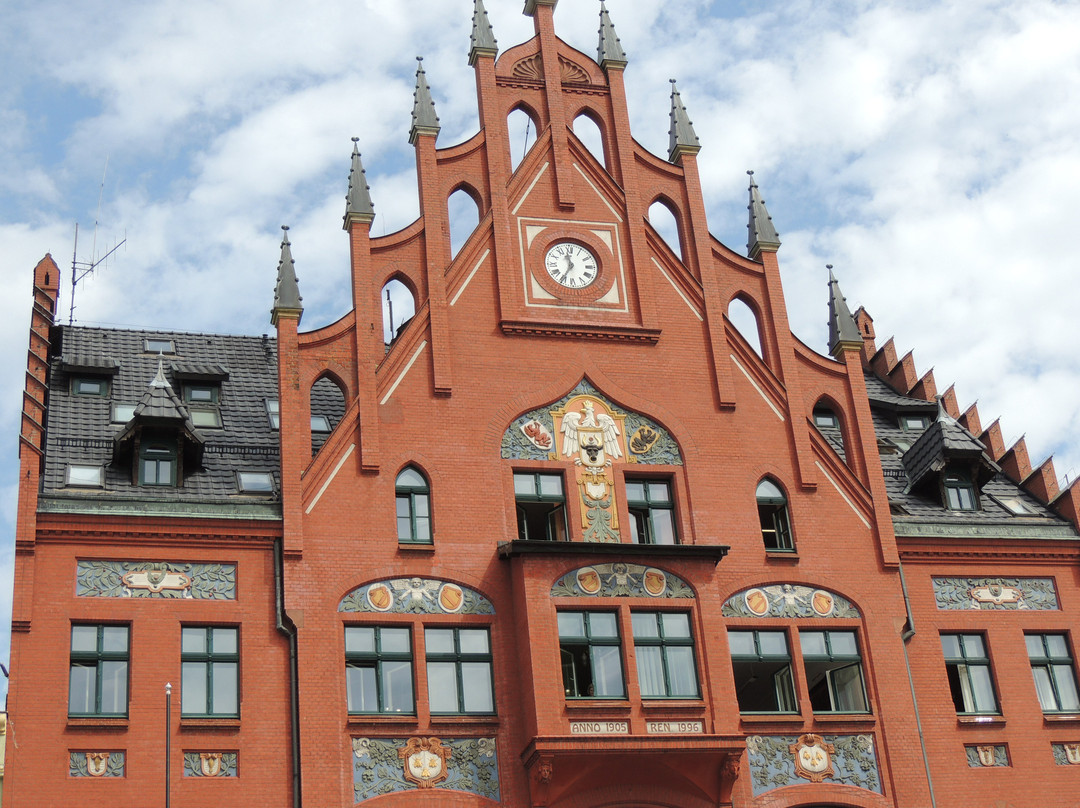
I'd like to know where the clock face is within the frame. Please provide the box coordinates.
[544,242,598,289]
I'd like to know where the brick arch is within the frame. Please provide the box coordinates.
[646,193,688,261]
[358,790,501,807]
[551,782,714,808]
[727,290,769,364]
[719,578,866,620]
[335,575,496,615]
[303,364,353,405]
[752,783,893,808]
[449,180,484,217]
[569,105,610,168]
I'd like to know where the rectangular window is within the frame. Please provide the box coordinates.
[632,612,698,698]
[558,611,625,698]
[181,627,239,717]
[145,338,175,354]
[266,399,280,429]
[729,629,796,713]
[237,472,274,494]
[1027,634,1080,713]
[801,630,868,713]
[514,472,567,541]
[311,415,332,432]
[112,403,136,423]
[626,480,677,545]
[901,414,930,431]
[189,409,222,428]
[941,634,998,714]
[345,626,414,714]
[72,377,109,396]
[183,384,218,404]
[66,464,104,488]
[140,439,176,486]
[425,628,494,714]
[69,625,129,716]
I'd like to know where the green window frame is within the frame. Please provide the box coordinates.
[626,479,677,545]
[396,467,432,544]
[1026,633,1080,713]
[183,384,219,404]
[901,414,930,431]
[944,472,977,511]
[514,472,567,541]
[558,611,625,699]
[941,634,998,714]
[425,627,495,714]
[345,626,415,714]
[632,612,699,698]
[729,629,796,713]
[181,626,239,717]
[756,478,793,551]
[801,629,869,713]
[139,437,177,486]
[69,624,129,717]
[72,377,110,397]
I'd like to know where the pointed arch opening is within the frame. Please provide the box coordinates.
[448,185,481,259]
[380,277,417,346]
[647,198,684,263]
[756,477,794,551]
[572,112,606,169]
[310,374,346,457]
[395,465,432,545]
[728,295,764,359]
[507,106,539,172]
[813,395,848,464]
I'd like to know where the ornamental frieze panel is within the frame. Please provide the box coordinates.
[551,563,693,599]
[184,751,238,777]
[76,561,236,600]
[746,734,880,796]
[932,577,1058,610]
[966,744,1009,767]
[1052,742,1080,766]
[339,579,494,615]
[69,751,125,778]
[351,737,498,803]
[721,584,859,619]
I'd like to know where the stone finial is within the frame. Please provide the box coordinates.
[524,0,558,16]
[827,266,863,357]
[667,79,700,162]
[343,138,375,229]
[746,170,781,258]
[410,57,441,144]
[271,226,303,325]
[469,0,498,65]
[597,1,627,69]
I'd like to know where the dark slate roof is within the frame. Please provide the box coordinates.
[43,326,283,510]
[865,374,938,413]
[901,407,999,493]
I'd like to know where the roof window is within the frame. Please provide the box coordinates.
[189,410,222,429]
[813,407,840,429]
[901,415,930,431]
[992,495,1036,516]
[72,377,110,397]
[238,472,274,494]
[266,399,280,429]
[112,403,136,423]
[145,338,175,354]
[67,465,104,488]
[311,415,332,433]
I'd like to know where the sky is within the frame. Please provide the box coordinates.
[2,0,1079,702]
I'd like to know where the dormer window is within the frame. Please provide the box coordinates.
[901,415,930,431]
[145,338,175,354]
[140,438,177,486]
[944,472,977,511]
[73,377,109,396]
[183,384,219,404]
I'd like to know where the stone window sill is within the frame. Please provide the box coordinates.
[67,717,129,730]
[958,714,1006,727]
[1043,713,1080,725]
[180,717,241,731]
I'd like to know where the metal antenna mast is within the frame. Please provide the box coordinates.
[69,157,126,325]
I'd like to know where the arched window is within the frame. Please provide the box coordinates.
[396,466,432,544]
[573,113,606,168]
[381,278,417,345]
[813,400,847,462]
[756,478,793,550]
[311,375,346,457]
[507,108,538,172]
[447,187,480,259]
[140,437,176,486]
[729,296,764,358]
[647,199,683,261]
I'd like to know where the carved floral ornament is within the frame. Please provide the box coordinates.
[789,734,835,783]
[339,578,494,615]
[399,737,451,788]
[551,563,693,599]
[721,584,860,619]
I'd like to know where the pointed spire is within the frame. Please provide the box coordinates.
[271,226,303,326]
[827,266,863,357]
[343,138,375,228]
[150,357,169,388]
[667,79,700,162]
[409,57,441,144]
[469,0,498,65]
[597,1,627,69]
[746,170,781,258]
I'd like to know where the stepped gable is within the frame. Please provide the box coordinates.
[855,309,1079,531]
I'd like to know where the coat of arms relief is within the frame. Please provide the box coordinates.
[553,395,625,542]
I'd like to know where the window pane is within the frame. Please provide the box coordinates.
[347,665,377,712]
[941,635,962,658]
[71,626,99,654]
[590,645,625,697]
[756,480,784,500]
[652,510,676,544]
[425,629,455,655]
[458,630,489,655]
[831,663,867,711]
[101,626,128,653]
[758,632,788,657]
[830,632,858,656]
[345,627,375,654]
[631,613,659,639]
[968,665,997,712]
[513,473,535,496]
[182,628,206,654]
[666,646,698,697]
[397,468,425,487]
[661,613,691,639]
[538,474,563,497]
[213,628,238,655]
[461,662,494,712]
[728,631,756,656]
[647,482,671,502]
[1027,635,1045,658]
[213,662,238,714]
[100,661,128,713]
[961,635,985,658]
[427,661,459,712]
[381,660,414,713]
[588,612,618,638]
[558,612,585,638]
[625,481,645,501]
[414,494,429,517]
[801,631,827,656]
[396,497,410,517]
[1046,635,1070,659]
[1033,667,1057,710]
[68,465,103,486]
[414,517,431,542]
[69,664,96,713]
[1052,665,1080,711]
[182,661,208,714]
[636,646,665,697]
[380,628,410,654]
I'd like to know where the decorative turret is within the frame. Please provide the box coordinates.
[469,0,498,65]
[343,138,375,228]
[597,1,627,70]
[746,170,781,259]
[827,266,863,357]
[271,226,303,325]
[409,57,441,144]
[668,80,701,162]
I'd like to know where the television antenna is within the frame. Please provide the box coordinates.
[69,156,126,325]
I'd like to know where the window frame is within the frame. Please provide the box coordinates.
[813,407,840,429]
[800,629,869,714]
[66,464,104,488]
[69,624,129,717]
[944,472,978,511]
[112,402,137,423]
[311,415,332,433]
[558,610,626,699]
[344,625,416,715]
[72,376,110,397]
[514,471,568,541]
[424,626,495,715]
[237,471,274,494]
[941,633,999,715]
[182,384,219,404]
[180,626,239,718]
[139,435,178,487]
[901,414,930,431]
[631,611,699,698]
[1026,633,1080,714]
[625,478,678,545]
[728,628,797,714]
[266,399,280,429]
[144,338,175,354]
[756,478,794,551]
[396,467,432,545]
[189,409,223,429]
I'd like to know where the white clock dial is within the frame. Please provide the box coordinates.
[544,242,599,289]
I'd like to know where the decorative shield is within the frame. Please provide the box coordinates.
[122,569,192,594]
[811,590,835,616]
[398,737,451,788]
[1065,743,1080,765]
[628,425,659,455]
[86,752,111,777]
[520,419,553,450]
[976,745,997,767]
[576,567,602,594]
[789,734,835,783]
[744,588,770,616]
[970,585,1023,607]
[366,583,392,612]
[199,752,223,777]
[437,584,464,613]
[643,568,667,597]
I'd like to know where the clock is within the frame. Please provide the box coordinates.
[544,242,598,289]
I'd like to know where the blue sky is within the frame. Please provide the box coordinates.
[2,0,1080,702]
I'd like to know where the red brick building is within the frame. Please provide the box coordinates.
[6,2,1080,806]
